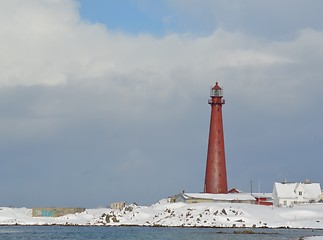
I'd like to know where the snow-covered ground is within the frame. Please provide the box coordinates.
[2,199,323,230]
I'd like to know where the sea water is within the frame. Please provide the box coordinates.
[0,226,323,240]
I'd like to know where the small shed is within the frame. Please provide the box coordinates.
[252,193,273,206]
[272,182,322,207]
[110,202,126,210]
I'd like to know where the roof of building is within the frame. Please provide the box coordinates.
[181,193,255,201]
[228,188,242,193]
[273,182,321,199]
[228,189,272,199]
[251,192,273,199]
[212,82,222,90]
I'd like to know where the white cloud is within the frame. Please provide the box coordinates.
[1,3,322,125]
[1,0,322,100]
[1,0,323,135]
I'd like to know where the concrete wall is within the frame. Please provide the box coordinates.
[110,202,125,210]
[32,208,85,217]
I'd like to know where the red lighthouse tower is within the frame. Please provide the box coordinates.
[204,82,228,194]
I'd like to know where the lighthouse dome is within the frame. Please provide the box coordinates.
[212,82,222,90]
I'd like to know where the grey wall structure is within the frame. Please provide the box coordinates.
[32,208,86,217]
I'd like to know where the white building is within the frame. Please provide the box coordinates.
[171,192,256,204]
[272,182,322,207]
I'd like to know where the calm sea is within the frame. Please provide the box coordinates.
[0,226,323,240]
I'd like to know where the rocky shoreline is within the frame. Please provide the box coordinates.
[2,201,323,229]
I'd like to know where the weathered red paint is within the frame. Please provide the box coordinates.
[255,197,273,206]
[204,82,228,194]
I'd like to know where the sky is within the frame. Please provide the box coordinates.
[0,0,323,208]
